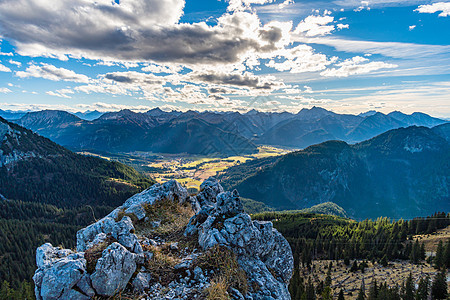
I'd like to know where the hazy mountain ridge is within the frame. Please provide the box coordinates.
[13,107,447,155]
[220,125,450,219]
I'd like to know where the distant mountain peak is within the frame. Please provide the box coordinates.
[358,110,378,117]
[146,107,164,116]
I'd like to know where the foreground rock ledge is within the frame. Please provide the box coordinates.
[33,177,294,300]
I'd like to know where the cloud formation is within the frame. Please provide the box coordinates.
[415,2,450,17]
[320,56,397,77]
[16,63,90,83]
[0,0,291,67]
[0,64,12,72]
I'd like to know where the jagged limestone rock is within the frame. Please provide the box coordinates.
[34,244,87,300]
[122,179,191,220]
[33,178,294,299]
[185,178,294,299]
[90,242,138,297]
[132,270,152,293]
[196,177,224,207]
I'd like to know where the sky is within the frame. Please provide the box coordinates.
[0,0,449,117]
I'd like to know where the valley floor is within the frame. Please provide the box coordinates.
[79,145,290,192]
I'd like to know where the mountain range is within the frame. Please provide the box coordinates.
[219,123,450,219]
[12,107,448,155]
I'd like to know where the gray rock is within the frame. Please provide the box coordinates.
[76,217,116,252]
[34,244,86,300]
[36,243,74,269]
[193,266,204,281]
[124,204,147,220]
[184,179,293,299]
[229,287,245,300]
[122,180,189,213]
[215,190,243,217]
[85,233,107,251]
[59,289,90,300]
[33,177,293,299]
[169,242,179,251]
[76,216,142,254]
[75,274,95,298]
[238,257,290,300]
[196,177,224,207]
[132,271,152,293]
[91,242,138,296]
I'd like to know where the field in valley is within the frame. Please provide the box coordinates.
[79,146,290,192]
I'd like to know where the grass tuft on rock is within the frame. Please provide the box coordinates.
[136,199,194,239]
[194,245,248,297]
[142,244,180,286]
[204,276,230,300]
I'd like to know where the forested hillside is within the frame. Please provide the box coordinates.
[0,117,153,207]
[0,117,154,294]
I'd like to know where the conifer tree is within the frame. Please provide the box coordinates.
[368,279,378,300]
[434,240,444,269]
[431,269,448,299]
[415,276,429,300]
[402,272,415,300]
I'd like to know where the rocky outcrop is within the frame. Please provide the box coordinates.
[33,178,293,299]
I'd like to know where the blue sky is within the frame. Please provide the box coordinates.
[0,0,449,117]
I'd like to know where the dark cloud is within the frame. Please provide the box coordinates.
[105,74,134,83]
[193,72,276,89]
[0,1,286,65]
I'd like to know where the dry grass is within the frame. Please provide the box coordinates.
[194,245,248,297]
[204,276,230,300]
[135,198,194,239]
[413,225,450,252]
[307,259,443,299]
[142,243,181,285]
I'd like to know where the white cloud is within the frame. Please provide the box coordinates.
[354,1,370,12]
[46,88,74,98]
[8,59,21,67]
[320,56,397,77]
[415,2,450,17]
[266,44,335,73]
[0,52,13,56]
[16,63,90,83]
[0,87,12,93]
[141,63,183,74]
[278,0,294,9]
[228,0,275,11]
[296,37,450,60]
[294,15,336,37]
[0,63,11,72]
[409,25,416,31]
[337,24,349,30]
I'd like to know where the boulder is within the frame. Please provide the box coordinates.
[34,244,87,300]
[76,216,141,254]
[132,270,152,293]
[121,180,191,221]
[90,242,138,297]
